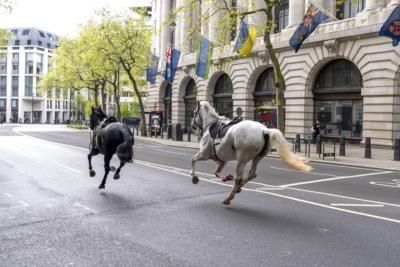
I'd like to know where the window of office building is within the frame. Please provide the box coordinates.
[12,53,19,74]
[183,79,197,131]
[0,99,6,110]
[336,0,365,20]
[213,74,233,118]
[275,0,289,32]
[36,54,43,74]
[254,68,278,128]
[313,59,363,138]
[25,53,34,74]
[0,76,6,96]
[12,76,18,96]
[22,29,30,35]
[0,53,6,75]
[14,40,20,46]
[25,76,33,96]
[11,99,18,109]
[36,77,41,97]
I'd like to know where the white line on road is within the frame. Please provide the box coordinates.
[280,171,392,187]
[370,181,400,188]
[74,202,98,214]
[18,200,28,207]
[154,149,187,155]
[330,203,384,207]
[270,166,337,177]
[52,161,83,174]
[4,193,13,198]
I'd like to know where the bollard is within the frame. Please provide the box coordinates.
[167,125,172,139]
[365,137,371,159]
[316,135,321,155]
[295,134,301,152]
[160,127,164,139]
[339,136,346,156]
[188,129,191,142]
[136,127,139,136]
[394,139,400,161]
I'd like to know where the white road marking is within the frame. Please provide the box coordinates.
[270,166,336,177]
[74,202,98,214]
[370,181,400,188]
[18,200,28,207]
[51,161,83,174]
[280,171,392,187]
[135,160,400,225]
[330,203,384,207]
[154,149,187,155]
[4,193,13,198]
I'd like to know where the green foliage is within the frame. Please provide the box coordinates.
[120,102,139,117]
[67,124,89,130]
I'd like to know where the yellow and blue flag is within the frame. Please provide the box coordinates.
[289,5,328,53]
[196,36,213,79]
[234,21,257,57]
[146,54,159,84]
[379,4,400,47]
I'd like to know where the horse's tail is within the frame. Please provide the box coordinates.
[117,126,134,162]
[267,128,312,172]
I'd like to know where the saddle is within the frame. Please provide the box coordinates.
[209,117,242,139]
[91,117,119,153]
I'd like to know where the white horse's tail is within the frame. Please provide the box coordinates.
[268,129,312,172]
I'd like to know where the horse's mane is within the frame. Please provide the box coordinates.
[200,101,221,119]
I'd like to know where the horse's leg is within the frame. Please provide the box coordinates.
[99,154,112,189]
[239,155,264,188]
[190,151,209,184]
[223,159,247,205]
[214,161,234,182]
[113,161,125,180]
[88,150,96,177]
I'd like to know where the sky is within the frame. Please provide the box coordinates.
[0,0,151,38]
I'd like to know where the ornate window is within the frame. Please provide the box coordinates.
[274,0,289,33]
[254,68,278,128]
[213,74,233,118]
[336,0,365,20]
[183,79,197,131]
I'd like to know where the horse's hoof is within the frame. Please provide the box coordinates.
[222,199,231,205]
[236,188,242,193]
[89,170,96,177]
[110,166,116,172]
[114,173,120,180]
[98,184,105,189]
[221,174,234,182]
[192,176,199,184]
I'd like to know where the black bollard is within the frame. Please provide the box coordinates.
[188,129,191,142]
[339,136,346,156]
[136,127,139,136]
[316,135,321,155]
[394,139,400,161]
[295,134,301,152]
[365,137,371,159]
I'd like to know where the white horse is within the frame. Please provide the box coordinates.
[190,101,312,205]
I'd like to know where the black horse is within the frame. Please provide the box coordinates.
[88,106,134,189]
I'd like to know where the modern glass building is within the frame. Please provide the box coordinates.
[147,0,400,147]
[0,27,72,124]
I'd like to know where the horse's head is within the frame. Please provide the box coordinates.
[191,101,203,131]
[90,106,108,130]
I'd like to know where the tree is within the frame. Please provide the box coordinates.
[0,0,14,45]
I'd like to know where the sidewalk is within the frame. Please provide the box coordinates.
[135,133,400,172]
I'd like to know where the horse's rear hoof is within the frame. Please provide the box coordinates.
[192,176,199,184]
[110,166,116,172]
[222,199,231,205]
[89,170,96,177]
[114,173,120,180]
[98,184,105,189]
[236,188,242,193]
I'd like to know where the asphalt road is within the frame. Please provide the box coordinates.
[1,125,400,266]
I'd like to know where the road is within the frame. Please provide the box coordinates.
[1,125,399,266]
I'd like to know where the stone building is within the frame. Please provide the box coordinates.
[147,0,400,146]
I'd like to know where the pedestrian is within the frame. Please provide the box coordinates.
[232,107,243,124]
[312,120,320,144]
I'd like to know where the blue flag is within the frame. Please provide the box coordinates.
[146,54,159,84]
[196,36,213,79]
[165,45,181,82]
[289,5,328,53]
[379,5,400,47]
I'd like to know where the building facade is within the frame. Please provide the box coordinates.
[147,0,400,146]
[0,27,72,124]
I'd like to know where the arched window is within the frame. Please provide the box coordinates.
[163,83,172,126]
[254,68,278,128]
[313,59,363,138]
[184,79,197,131]
[213,74,233,118]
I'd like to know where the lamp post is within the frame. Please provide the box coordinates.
[167,20,176,136]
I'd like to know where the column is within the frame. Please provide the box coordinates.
[175,0,183,51]
[288,0,305,27]
[160,0,171,60]
[180,2,192,52]
[208,0,225,43]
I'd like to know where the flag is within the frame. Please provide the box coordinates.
[196,36,213,79]
[165,44,181,82]
[146,54,159,84]
[233,21,257,57]
[289,4,329,53]
[379,4,400,47]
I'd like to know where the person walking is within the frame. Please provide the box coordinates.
[312,120,320,144]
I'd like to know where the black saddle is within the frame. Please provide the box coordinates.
[100,116,118,128]
[209,117,242,139]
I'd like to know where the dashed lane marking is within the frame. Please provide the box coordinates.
[51,161,83,174]
[74,202,98,214]
[330,203,384,207]
[270,166,337,177]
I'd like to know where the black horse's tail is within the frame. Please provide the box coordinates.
[117,127,134,162]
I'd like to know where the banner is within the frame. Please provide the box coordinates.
[196,36,213,79]
[233,21,257,57]
[289,4,329,53]
[379,4,400,47]
[165,45,181,82]
[146,54,159,84]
